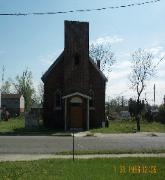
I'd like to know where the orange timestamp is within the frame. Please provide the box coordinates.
[113,165,158,174]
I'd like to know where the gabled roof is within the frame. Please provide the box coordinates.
[1,94,23,99]
[62,92,91,99]
[41,51,64,81]
[89,57,108,82]
[41,51,108,82]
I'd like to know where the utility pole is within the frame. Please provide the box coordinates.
[0,84,1,121]
[2,65,5,84]
[153,84,155,106]
[0,65,5,121]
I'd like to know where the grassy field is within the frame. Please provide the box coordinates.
[0,117,24,133]
[0,117,165,134]
[0,158,164,180]
[91,120,165,133]
[0,117,59,135]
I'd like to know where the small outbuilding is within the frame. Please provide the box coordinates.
[1,94,25,116]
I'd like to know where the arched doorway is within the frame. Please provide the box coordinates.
[70,97,83,128]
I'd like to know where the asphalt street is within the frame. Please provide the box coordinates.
[0,133,165,154]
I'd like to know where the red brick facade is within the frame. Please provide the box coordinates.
[42,21,107,130]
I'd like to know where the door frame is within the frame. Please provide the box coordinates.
[69,96,83,129]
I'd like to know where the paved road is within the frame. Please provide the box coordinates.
[0,133,165,154]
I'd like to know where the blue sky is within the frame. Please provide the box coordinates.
[0,0,165,104]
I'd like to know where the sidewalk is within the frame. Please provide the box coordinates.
[53,131,165,137]
[0,153,165,162]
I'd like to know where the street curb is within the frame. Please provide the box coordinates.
[0,153,165,162]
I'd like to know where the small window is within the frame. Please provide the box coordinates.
[74,53,80,66]
[89,90,94,107]
[54,90,62,109]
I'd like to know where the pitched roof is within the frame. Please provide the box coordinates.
[1,94,23,99]
[41,51,64,81]
[89,57,108,82]
[62,92,91,99]
[41,51,108,82]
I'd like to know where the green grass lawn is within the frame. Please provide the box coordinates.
[0,158,164,180]
[57,149,165,155]
[91,120,165,133]
[0,117,24,133]
[0,117,164,134]
[0,117,60,135]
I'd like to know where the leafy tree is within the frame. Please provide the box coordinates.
[129,49,156,131]
[89,43,115,73]
[157,105,165,124]
[32,81,44,105]
[13,69,35,110]
[38,81,44,103]
[106,96,129,120]
[128,98,145,119]
[1,79,12,94]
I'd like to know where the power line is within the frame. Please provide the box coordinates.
[153,56,165,69]
[0,0,161,16]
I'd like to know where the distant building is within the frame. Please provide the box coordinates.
[1,94,25,116]
[120,111,131,120]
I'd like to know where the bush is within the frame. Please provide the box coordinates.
[156,105,165,124]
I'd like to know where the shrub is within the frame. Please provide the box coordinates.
[156,105,165,124]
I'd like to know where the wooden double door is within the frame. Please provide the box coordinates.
[70,97,83,128]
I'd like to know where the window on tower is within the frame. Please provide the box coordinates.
[74,53,80,66]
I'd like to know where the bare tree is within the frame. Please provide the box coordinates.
[89,43,115,73]
[129,48,156,131]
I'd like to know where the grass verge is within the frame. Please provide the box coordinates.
[0,117,24,133]
[0,117,62,135]
[56,149,165,155]
[0,117,164,135]
[0,158,164,180]
[91,120,165,133]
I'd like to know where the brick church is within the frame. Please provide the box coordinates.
[42,21,107,130]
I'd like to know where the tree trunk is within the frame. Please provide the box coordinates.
[136,115,140,132]
[136,99,140,132]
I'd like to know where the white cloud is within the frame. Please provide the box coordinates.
[110,71,129,81]
[145,46,165,67]
[147,46,163,56]
[106,71,165,105]
[105,45,165,105]
[117,52,131,59]
[113,60,131,70]
[90,35,124,45]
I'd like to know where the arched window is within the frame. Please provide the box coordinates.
[54,90,62,109]
[89,89,94,108]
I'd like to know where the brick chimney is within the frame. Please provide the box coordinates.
[97,60,100,69]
